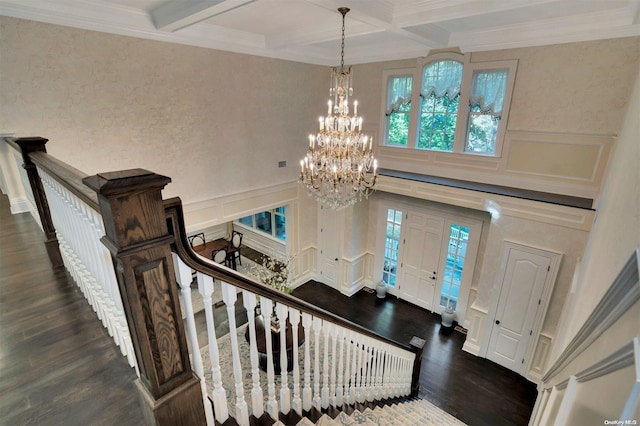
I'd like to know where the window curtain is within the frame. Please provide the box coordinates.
[386,76,412,115]
[421,60,463,99]
[469,69,508,118]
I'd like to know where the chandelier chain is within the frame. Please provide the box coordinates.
[339,7,348,72]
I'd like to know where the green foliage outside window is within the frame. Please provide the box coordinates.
[465,104,499,154]
[387,103,411,146]
[418,93,459,151]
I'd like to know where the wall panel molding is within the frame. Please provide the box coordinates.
[377,174,595,231]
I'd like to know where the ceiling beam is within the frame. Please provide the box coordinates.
[150,0,256,32]
[267,0,444,50]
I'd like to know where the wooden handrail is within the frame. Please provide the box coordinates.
[165,196,414,353]
[29,151,99,211]
[5,137,99,211]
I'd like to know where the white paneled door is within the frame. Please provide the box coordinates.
[487,244,552,373]
[398,211,444,311]
[317,205,341,292]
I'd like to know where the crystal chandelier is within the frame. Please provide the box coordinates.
[299,7,378,210]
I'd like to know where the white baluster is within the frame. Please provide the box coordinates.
[200,273,229,423]
[289,308,302,416]
[381,349,390,400]
[276,303,290,414]
[336,327,345,407]
[374,346,382,400]
[312,316,322,410]
[241,291,264,418]
[172,254,214,425]
[348,331,358,405]
[301,312,312,411]
[221,283,249,426]
[321,320,330,408]
[393,353,400,398]
[260,297,279,419]
[361,338,370,402]
[365,339,374,401]
[329,324,338,407]
[356,335,365,403]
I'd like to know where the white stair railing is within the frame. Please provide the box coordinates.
[36,166,137,372]
[171,254,417,426]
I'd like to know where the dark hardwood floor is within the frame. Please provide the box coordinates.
[292,280,538,426]
[0,193,144,425]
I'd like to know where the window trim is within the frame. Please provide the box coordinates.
[380,67,420,148]
[458,59,518,157]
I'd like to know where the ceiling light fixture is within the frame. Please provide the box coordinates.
[299,7,377,210]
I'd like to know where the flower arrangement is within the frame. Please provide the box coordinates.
[249,253,296,294]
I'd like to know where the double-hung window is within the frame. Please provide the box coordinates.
[384,75,413,147]
[382,53,517,157]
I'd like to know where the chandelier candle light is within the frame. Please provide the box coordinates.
[299,7,378,210]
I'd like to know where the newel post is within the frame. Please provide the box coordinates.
[14,137,63,267]
[409,336,426,398]
[83,169,206,426]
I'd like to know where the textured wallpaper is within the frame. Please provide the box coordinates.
[0,16,327,204]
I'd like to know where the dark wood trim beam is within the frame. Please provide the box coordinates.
[12,137,63,267]
[83,169,206,426]
[379,168,595,210]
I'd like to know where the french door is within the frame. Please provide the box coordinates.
[380,204,481,324]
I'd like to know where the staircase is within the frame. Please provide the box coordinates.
[217,398,466,425]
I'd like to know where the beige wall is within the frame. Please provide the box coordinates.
[555,66,640,357]
[0,16,327,216]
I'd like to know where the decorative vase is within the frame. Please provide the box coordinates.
[441,307,455,328]
[376,281,388,299]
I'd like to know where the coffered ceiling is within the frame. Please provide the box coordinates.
[1,0,639,65]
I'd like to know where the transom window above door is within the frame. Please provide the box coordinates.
[382,52,517,157]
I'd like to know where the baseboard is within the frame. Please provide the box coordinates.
[462,340,481,356]
[9,196,30,214]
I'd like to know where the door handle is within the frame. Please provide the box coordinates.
[495,320,500,325]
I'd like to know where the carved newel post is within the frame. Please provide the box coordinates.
[83,169,206,426]
[14,137,63,267]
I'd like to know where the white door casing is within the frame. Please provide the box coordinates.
[317,205,341,291]
[484,242,561,374]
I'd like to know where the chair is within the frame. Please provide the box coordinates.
[212,248,229,267]
[188,232,206,249]
[228,230,243,267]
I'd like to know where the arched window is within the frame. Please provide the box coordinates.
[418,60,462,151]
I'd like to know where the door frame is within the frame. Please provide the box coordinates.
[480,241,562,375]
[374,199,483,326]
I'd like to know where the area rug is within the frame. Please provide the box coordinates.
[200,322,314,417]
